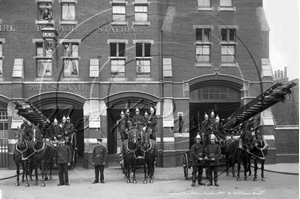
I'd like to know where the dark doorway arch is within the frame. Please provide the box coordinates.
[28,92,86,157]
[104,92,159,153]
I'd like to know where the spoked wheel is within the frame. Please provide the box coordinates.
[183,153,189,180]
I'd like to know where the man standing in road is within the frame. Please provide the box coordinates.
[92,138,108,184]
[55,136,72,186]
[190,133,206,187]
[205,134,221,187]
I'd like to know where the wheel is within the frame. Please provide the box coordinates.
[183,153,189,180]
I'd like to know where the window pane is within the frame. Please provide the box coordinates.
[63,43,70,57]
[110,43,117,56]
[62,4,75,21]
[136,43,143,57]
[64,59,78,76]
[0,60,2,76]
[221,46,227,54]
[221,29,227,41]
[204,29,210,41]
[37,59,52,77]
[39,3,53,21]
[72,44,78,57]
[196,46,203,54]
[198,0,210,7]
[37,43,43,56]
[196,29,202,41]
[119,43,125,57]
[220,0,232,6]
[0,44,2,57]
[203,46,210,54]
[0,123,3,130]
[229,29,235,41]
[144,43,151,57]
[4,123,8,130]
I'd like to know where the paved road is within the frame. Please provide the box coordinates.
[0,165,298,199]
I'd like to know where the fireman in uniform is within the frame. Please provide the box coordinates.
[132,108,144,132]
[55,136,72,186]
[147,107,157,140]
[200,113,210,146]
[117,111,127,142]
[205,134,221,186]
[190,133,206,187]
[92,138,108,184]
[64,116,75,144]
[212,115,225,147]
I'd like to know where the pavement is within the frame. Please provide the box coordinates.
[0,163,298,183]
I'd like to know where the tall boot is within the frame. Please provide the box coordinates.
[198,174,205,185]
[191,175,196,187]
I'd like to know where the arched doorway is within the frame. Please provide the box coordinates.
[189,75,243,147]
[104,92,159,154]
[28,92,86,157]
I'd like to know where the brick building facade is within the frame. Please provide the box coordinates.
[0,0,280,168]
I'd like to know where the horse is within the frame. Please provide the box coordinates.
[250,132,268,181]
[139,128,158,184]
[13,128,33,186]
[24,129,55,187]
[121,127,139,183]
[224,129,254,181]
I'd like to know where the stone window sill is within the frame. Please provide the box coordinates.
[59,20,78,25]
[220,63,237,67]
[111,21,128,26]
[197,7,214,11]
[195,63,212,68]
[132,21,151,26]
[35,20,55,25]
[218,7,236,12]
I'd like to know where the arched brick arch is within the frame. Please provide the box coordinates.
[104,91,160,109]
[188,74,244,91]
[28,91,86,109]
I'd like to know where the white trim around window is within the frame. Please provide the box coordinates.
[0,39,5,43]
[35,0,54,3]
[107,39,129,44]
[133,40,154,44]
[59,39,81,44]
[58,0,77,3]
[193,25,214,30]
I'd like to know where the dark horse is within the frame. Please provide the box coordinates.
[122,127,139,183]
[250,131,268,181]
[225,129,254,181]
[13,128,32,186]
[23,130,55,187]
[139,128,158,184]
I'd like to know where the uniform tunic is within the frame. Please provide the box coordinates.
[190,143,205,167]
[204,143,221,166]
[56,144,72,164]
[92,145,108,165]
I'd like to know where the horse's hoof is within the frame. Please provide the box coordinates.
[150,179,154,183]
[34,182,38,186]
[15,182,20,186]
[237,178,240,181]
[244,178,248,181]
[126,179,131,183]
[133,180,137,184]
[232,174,236,177]
[253,177,257,181]
[143,180,147,184]
[41,183,45,187]
[25,183,30,187]
[261,178,265,181]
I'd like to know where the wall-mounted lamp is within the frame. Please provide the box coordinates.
[41,23,58,51]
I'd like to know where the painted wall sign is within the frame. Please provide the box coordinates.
[0,25,16,32]
[37,25,77,33]
[29,84,86,92]
[98,25,136,33]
